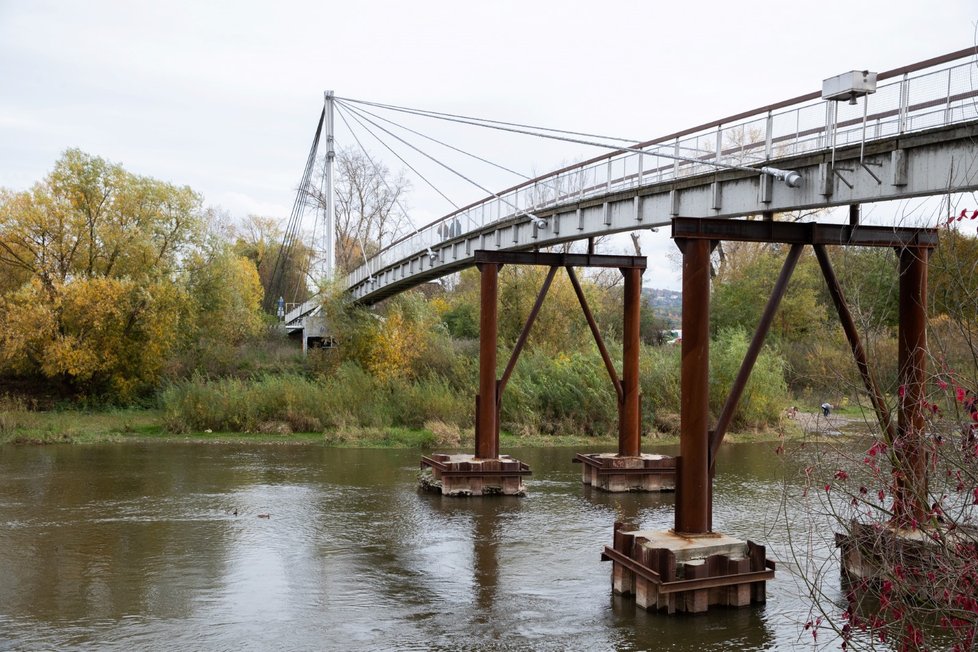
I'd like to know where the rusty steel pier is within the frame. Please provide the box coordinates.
[573,261,676,492]
[420,249,677,495]
[605,214,938,613]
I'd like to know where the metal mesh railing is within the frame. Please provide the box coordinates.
[348,52,978,290]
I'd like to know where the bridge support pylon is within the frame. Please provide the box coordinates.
[419,256,531,496]
[420,249,674,495]
[606,216,940,613]
[575,264,675,492]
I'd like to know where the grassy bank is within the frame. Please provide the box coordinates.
[0,405,813,448]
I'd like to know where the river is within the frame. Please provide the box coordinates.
[0,442,845,650]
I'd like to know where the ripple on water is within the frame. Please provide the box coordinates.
[0,444,842,650]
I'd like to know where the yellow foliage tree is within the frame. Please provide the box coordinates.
[331,291,437,383]
[0,150,237,400]
[0,277,185,400]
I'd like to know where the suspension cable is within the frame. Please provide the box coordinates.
[336,102,459,211]
[339,100,546,226]
[338,95,801,186]
[339,99,583,207]
[338,96,640,144]
[339,100,532,181]
[268,106,325,310]
[334,105,431,272]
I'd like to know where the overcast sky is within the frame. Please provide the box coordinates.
[1,1,976,289]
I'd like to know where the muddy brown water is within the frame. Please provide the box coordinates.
[0,442,849,650]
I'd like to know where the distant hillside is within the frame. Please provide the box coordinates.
[643,288,682,328]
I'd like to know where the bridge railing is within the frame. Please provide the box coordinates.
[347,51,977,291]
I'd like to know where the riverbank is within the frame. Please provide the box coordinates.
[0,407,837,448]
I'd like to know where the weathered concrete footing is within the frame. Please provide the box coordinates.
[602,523,775,614]
[836,520,976,583]
[419,454,531,496]
[574,453,675,492]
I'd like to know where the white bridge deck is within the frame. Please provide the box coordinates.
[289,50,978,325]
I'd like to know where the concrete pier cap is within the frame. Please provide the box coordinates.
[574,452,676,492]
[632,529,748,562]
[604,523,775,614]
[419,453,531,497]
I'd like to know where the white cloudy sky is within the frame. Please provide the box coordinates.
[1,1,976,289]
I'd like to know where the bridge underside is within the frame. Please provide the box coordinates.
[350,120,978,304]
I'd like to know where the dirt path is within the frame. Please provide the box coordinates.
[791,410,868,436]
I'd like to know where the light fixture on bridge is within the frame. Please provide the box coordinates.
[427,248,438,263]
[822,70,878,105]
[532,217,547,229]
[760,167,803,188]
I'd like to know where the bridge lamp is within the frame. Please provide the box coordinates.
[532,217,547,229]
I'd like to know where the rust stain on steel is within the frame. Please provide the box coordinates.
[472,250,648,464]
[671,217,938,249]
[476,262,499,460]
[600,546,775,595]
[566,266,624,404]
[620,267,642,457]
[676,238,712,535]
[497,265,557,401]
[895,246,929,527]
[473,250,646,270]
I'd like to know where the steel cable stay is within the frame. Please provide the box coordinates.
[337,100,549,233]
[340,96,738,163]
[267,106,326,309]
[336,99,537,277]
[337,99,613,215]
[335,101,460,212]
[337,96,802,186]
[336,96,641,144]
[335,99,532,184]
[335,99,499,273]
[332,105,415,277]
[335,102,463,256]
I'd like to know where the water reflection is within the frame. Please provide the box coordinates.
[0,442,839,650]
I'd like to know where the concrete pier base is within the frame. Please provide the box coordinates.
[836,521,977,584]
[419,454,531,496]
[575,453,675,492]
[603,523,774,614]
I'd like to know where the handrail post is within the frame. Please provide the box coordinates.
[898,73,910,134]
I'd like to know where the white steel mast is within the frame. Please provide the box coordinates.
[323,90,336,279]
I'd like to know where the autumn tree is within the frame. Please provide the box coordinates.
[233,214,313,308]
[306,148,412,276]
[788,221,978,651]
[0,149,265,400]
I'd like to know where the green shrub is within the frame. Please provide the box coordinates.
[389,375,470,429]
[502,349,618,437]
[710,327,788,429]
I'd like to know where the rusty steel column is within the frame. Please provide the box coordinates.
[895,247,928,526]
[676,239,712,534]
[477,263,499,460]
[619,267,642,457]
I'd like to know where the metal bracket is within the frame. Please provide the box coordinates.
[859,162,883,185]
